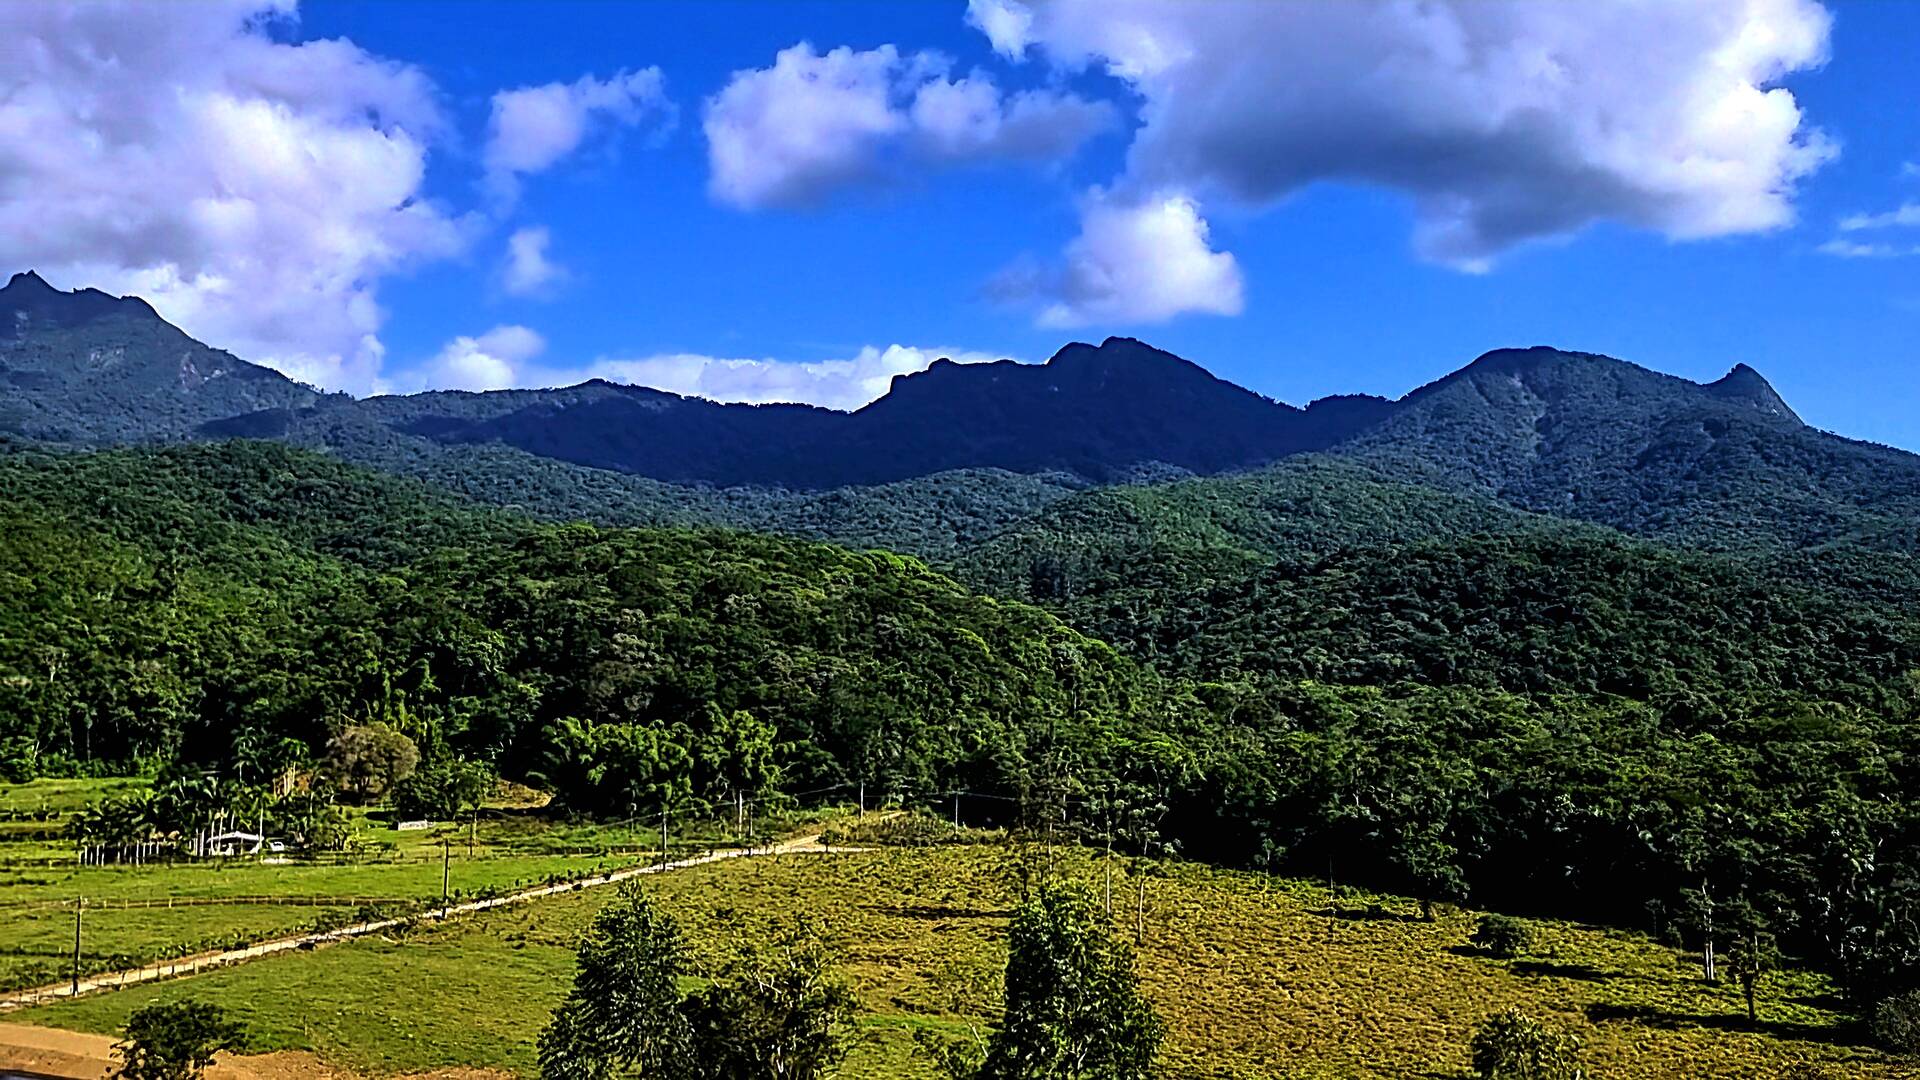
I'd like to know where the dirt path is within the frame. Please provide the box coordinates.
[0,830,845,1016]
[0,1022,509,1080]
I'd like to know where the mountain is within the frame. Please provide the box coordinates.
[1336,345,1920,551]
[6,270,1920,569]
[0,270,319,442]
[219,336,1362,488]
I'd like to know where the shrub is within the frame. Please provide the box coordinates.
[818,811,1002,849]
[1470,1008,1583,1080]
[113,1001,246,1080]
[1873,990,1920,1056]
[1471,914,1533,959]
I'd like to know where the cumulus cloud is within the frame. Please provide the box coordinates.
[482,68,672,204]
[416,325,548,393]
[703,43,1112,209]
[0,0,473,392]
[993,190,1242,327]
[500,226,567,297]
[975,0,1834,320]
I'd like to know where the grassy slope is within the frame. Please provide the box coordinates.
[18,845,1894,1079]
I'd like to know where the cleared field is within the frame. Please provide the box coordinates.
[13,843,1900,1079]
[0,778,797,993]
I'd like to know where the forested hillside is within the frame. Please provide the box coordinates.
[12,272,1920,1038]
[0,442,1141,804]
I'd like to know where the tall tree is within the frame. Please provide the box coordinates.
[972,883,1162,1080]
[538,883,695,1080]
[684,918,858,1080]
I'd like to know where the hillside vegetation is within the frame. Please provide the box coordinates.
[7,442,1920,1033]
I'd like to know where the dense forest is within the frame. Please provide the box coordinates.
[7,440,1920,1021]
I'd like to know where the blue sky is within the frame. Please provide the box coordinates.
[5,1,1918,448]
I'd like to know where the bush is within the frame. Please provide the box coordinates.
[1470,1007,1582,1080]
[1873,990,1920,1056]
[113,1001,246,1080]
[1471,914,1533,959]
[818,811,1002,849]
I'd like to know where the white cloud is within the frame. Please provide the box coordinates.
[501,226,567,297]
[483,68,672,204]
[0,0,473,393]
[976,0,1835,292]
[1839,203,1920,231]
[1903,162,1920,180]
[1817,239,1920,259]
[416,325,548,392]
[703,43,1111,209]
[994,189,1242,327]
[966,0,1035,58]
[581,344,1012,411]
[416,341,1013,411]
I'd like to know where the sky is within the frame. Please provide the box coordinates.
[3,0,1918,449]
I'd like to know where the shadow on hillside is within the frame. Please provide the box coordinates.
[1316,904,1426,923]
[1441,946,1614,983]
[1511,959,1614,983]
[1584,1002,1872,1048]
[865,903,1007,921]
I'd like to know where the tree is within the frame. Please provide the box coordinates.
[1471,914,1533,960]
[1724,908,1780,1025]
[324,722,418,804]
[684,918,857,1080]
[394,757,495,820]
[1469,1008,1583,1080]
[113,1002,246,1080]
[695,705,781,831]
[971,882,1162,1080]
[538,883,695,1080]
[1873,990,1920,1056]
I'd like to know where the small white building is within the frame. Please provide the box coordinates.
[204,830,264,856]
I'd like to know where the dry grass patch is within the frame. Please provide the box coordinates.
[18,845,1901,1079]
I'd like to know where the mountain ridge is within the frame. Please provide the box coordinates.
[3,269,1913,563]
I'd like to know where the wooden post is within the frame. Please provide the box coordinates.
[71,898,84,994]
[952,792,960,830]
[441,838,450,907]
[660,803,668,867]
[469,810,477,858]
[858,780,865,819]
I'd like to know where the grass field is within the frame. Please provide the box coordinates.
[0,778,798,993]
[14,839,1901,1079]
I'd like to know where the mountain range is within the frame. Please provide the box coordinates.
[10,264,1920,650]
[10,267,1916,560]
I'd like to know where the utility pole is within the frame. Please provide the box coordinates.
[858,780,864,819]
[660,802,669,867]
[468,810,476,858]
[441,838,450,908]
[952,792,960,830]
[71,898,83,995]
[1104,821,1114,917]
